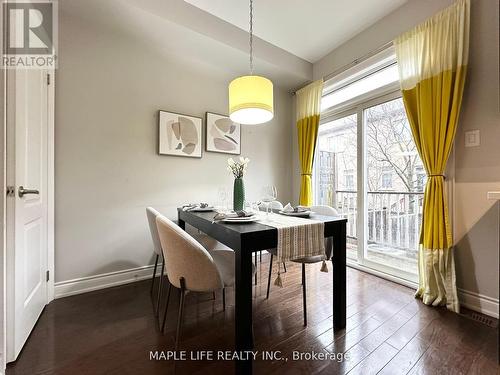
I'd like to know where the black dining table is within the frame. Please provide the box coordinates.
[177,208,347,374]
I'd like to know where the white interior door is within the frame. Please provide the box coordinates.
[6,68,50,362]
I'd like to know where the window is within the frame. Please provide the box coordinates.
[345,174,355,189]
[321,64,399,111]
[415,167,426,191]
[314,114,358,261]
[313,47,424,283]
[381,172,392,189]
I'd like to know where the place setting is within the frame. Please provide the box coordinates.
[212,210,259,224]
[181,203,216,212]
[278,203,311,218]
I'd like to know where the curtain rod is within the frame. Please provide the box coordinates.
[290,40,394,95]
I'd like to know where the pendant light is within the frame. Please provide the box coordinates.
[229,0,274,125]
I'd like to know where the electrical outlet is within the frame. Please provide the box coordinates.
[464,129,480,147]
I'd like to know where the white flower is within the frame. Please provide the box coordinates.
[227,158,235,166]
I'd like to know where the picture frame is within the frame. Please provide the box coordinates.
[158,110,202,158]
[205,112,241,155]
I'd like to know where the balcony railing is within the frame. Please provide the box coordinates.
[332,190,424,254]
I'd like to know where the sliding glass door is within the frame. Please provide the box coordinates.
[315,113,358,261]
[315,93,423,283]
[363,97,424,278]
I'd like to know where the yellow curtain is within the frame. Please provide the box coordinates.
[394,0,469,312]
[296,80,323,206]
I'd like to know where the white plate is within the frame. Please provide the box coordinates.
[223,215,256,220]
[189,206,215,212]
[222,216,258,223]
[278,210,311,217]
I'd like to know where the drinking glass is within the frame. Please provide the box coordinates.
[217,187,229,211]
[261,185,277,219]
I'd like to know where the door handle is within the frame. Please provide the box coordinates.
[18,186,39,198]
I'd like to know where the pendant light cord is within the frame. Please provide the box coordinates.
[249,0,254,75]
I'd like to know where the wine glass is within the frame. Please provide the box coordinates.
[217,186,229,211]
[261,185,277,219]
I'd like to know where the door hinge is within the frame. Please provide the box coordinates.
[47,73,50,85]
[6,186,15,197]
[46,270,50,282]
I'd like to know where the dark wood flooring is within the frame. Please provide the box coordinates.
[6,254,499,374]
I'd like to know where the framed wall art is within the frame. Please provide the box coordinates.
[205,112,241,155]
[158,110,202,158]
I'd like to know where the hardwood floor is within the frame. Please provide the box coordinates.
[7,255,499,374]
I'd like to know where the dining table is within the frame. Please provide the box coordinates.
[177,207,347,375]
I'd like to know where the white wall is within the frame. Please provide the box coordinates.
[453,0,500,306]
[311,0,500,312]
[54,12,294,283]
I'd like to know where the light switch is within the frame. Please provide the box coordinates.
[465,129,480,147]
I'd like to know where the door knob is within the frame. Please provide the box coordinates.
[18,186,39,198]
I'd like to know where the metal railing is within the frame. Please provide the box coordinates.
[333,190,424,252]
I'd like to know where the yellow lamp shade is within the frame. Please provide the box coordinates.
[229,75,274,125]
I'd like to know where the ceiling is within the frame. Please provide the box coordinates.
[61,0,408,89]
[61,0,313,89]
[184,0,408,62]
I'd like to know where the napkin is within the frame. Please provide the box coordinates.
[182,203,210,211]
[282,203,309,213]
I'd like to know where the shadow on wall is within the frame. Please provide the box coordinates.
[455,203,499,297]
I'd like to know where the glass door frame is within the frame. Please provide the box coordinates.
[319,88,418,284]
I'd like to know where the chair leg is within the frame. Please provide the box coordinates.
[212,291,216,300]
[161,283,172,333]
[175,277,186,351]
[155,255,165,316]
[302,263,307,326]
[150,254,159,295]
[222,288,226,311]
[283,262,287,273]
[266,254,273,299]
[260,250,262,263]
[254,252,258,285]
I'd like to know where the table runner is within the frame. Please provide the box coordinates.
[256,212,326,286]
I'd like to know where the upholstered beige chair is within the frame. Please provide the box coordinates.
[188,228,232,252]
[146,207,166,316]
[146,208,230,317]
[266,204,339,325]
[156,215,254,350]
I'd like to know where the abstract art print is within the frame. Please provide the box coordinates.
[205,112,241,155]
[158,111,202,158]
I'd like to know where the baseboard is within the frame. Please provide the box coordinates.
[458,288,499,318]
[54,264,159,299]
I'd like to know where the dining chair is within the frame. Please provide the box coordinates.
[309,205,339,216]
[146,208,230,316]
[155,215,255,350]
[265,204,338,325]
[188,228,232,252]
[146,207,166,316]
